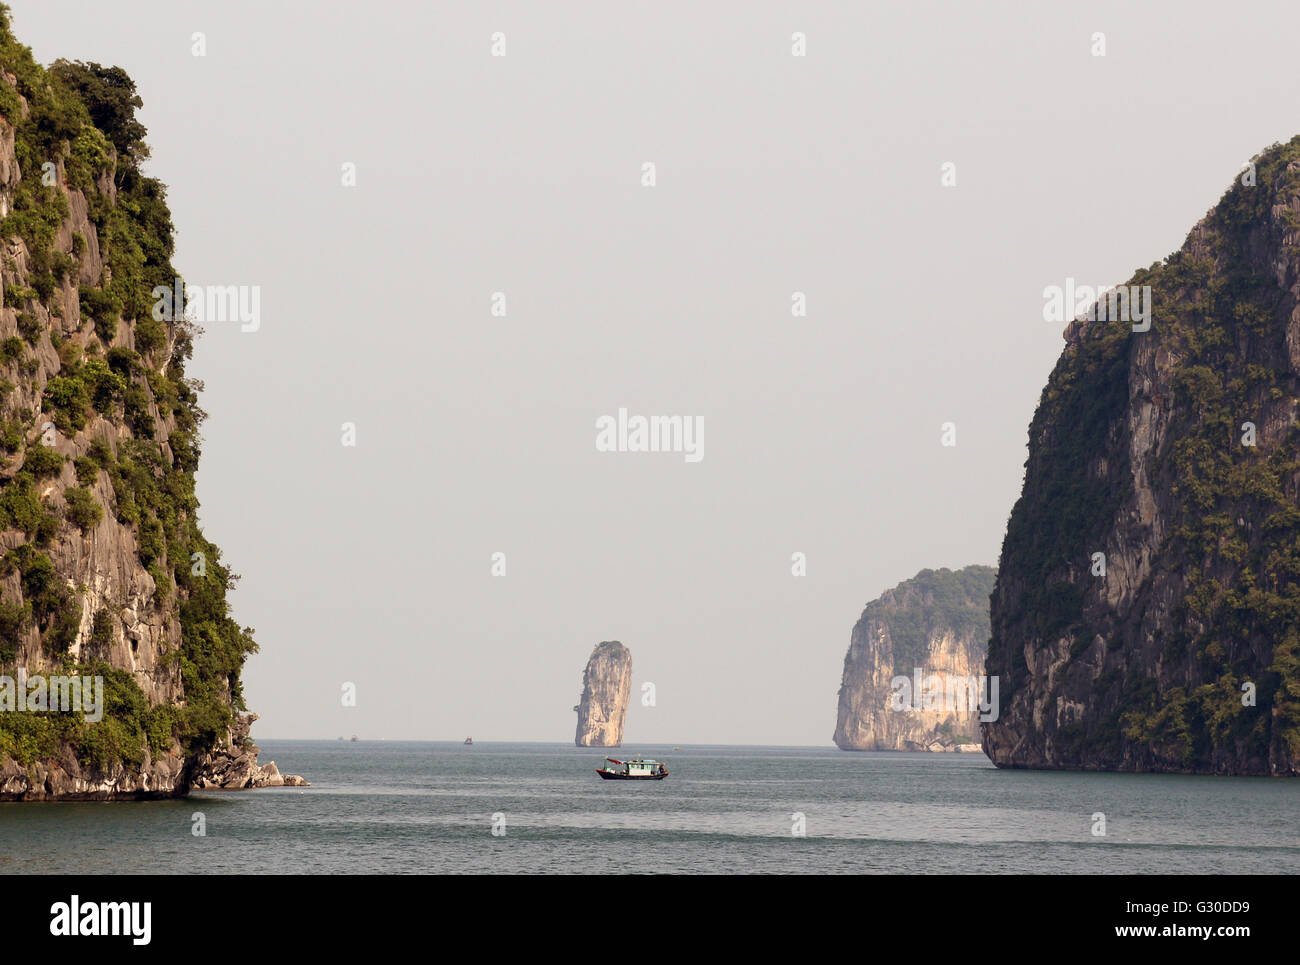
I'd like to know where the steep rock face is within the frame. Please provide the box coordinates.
[574,641,632,747]
[0,14,300,798]
[835,566,995,751]
[984,137,1300,775]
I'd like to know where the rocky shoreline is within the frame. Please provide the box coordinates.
[0,714,306,801]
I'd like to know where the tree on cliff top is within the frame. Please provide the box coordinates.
[48,60,149,168]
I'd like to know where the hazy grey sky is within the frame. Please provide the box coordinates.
[11,0,1300,744]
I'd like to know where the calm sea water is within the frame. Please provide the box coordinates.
[3,740,1298,874]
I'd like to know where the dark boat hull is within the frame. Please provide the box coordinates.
[596,769,668,780]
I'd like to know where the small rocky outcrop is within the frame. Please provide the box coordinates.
[835,566,996,752]
[574,641,632,747]
[189,714,308,790]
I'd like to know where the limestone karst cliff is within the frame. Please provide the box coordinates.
[574,641,632,747]
[0,9,301,799]
[984,137,1300,776]
[835,566,995,752]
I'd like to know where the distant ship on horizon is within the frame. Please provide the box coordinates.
[464,737,473,745]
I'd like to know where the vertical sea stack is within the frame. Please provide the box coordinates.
[834,566,995,751]
[574,641,632,747]
[984,138,1300,775]
[0,12,300,799]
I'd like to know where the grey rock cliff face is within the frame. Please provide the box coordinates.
[983,139,1300,776]
[0,55,301,799]
[835,566,995,752]
[574,641,632,747]
[0,109,180,707]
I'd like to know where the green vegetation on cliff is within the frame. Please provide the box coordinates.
[862,565,996,672]
[989,136,1300,773]
[0,6,256,776]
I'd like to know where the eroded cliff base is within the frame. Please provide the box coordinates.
[0,714,306,800]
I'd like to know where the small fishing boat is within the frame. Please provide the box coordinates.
[464,737,473,745]
[596,756,668,780]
